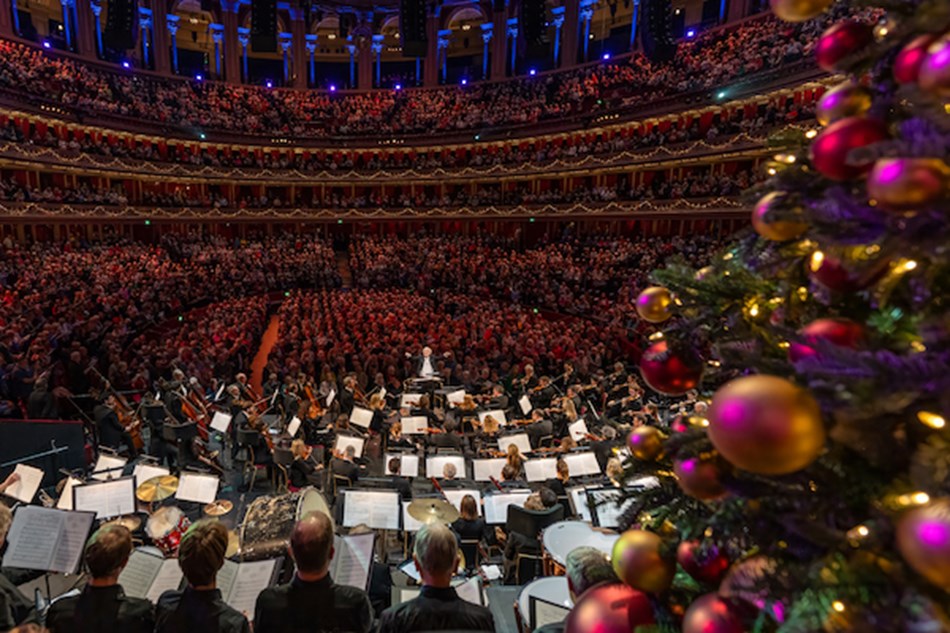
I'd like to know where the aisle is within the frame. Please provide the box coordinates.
[250,314,280,394]
[336,251,353,288]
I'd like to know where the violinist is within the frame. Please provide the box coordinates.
[530,376,556,410]
[544,458,570,498]
[387,457,412,501]
[516,364,538,393]
[330,444,360,483]
[505,444,525,478]
[388,421,415,450]
[290,439,324,489]
[427,419,466,452]
[524,409,553,449]
[484,384,509,411]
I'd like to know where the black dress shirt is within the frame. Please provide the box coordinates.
[290,458,321,489]
[46,585,154,633]
[254,574,373,633]
[391,475,412,501]
[378,585,494,633]
[0,571,34,630]
[155,587,250,633]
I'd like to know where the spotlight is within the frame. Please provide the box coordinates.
[329,84,337,92]
[122,61,131,69]
[461,78,467,85]
[602,52,610,60]
[43,40,52,49]
[686,28,696,38]
[199,132,206,140]
[266,80,273,88]
[394,83,401,90]
[716,91,726,100]
[195,73,203,81]
[529,69,536,76]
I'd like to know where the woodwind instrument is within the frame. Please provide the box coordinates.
[489,476,504,492]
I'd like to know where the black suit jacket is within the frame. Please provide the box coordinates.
[46,585,154,633]
[27,388,57,419]
[331,458,360,483]
[155,587,249,633]
[379,586,493,633]
[94,405,125,449]
[254,575,373,633]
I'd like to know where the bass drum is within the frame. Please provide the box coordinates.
[240,487,331,560]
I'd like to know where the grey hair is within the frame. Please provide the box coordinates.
[442,463,457,479]
[0,504,10,541]
[565,546,617,596]
[413,523,458,576]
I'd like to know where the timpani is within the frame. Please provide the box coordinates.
[542,520,618,575]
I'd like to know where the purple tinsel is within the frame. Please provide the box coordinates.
[806,186,888,244]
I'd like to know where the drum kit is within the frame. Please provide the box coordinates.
[407,498,459,525]
[240,487,332,560]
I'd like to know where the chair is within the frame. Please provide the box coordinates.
[236,428,269,491]
[538,435,556,449]
[460,538,483,572]
[272,446,295,493]
[332,473,353,498]
[506,504,566,584]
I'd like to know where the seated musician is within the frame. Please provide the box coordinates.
[524,409,554,449]
[545,458,570,498]
[590,425,621,470]
[439,463,470,490]
[606,458,624,487]
[485,384,509,411]
[155,520,250,633]
[427,419,467,452]
[497,463,526,491]
[331,445,360,484]
[388,457,413,500]
[94,395,139,457]
[505,444,525,478]
[379,523,494,633]
[46,525,154,633]
[530,376,557,410]
[451,495,495,573]
[535,547,619,633]
[254,511,373,633]
[0,505,35,631]
[290,439,325,489]
[501,488,559,584]
[388,420,415,450]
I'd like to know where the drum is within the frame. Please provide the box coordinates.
[542,520,618,575]
[145,507,191,557]
[515,576,571,633]
[240,487,331,560]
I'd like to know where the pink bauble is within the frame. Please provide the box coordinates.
[677,541,731,584]
[682,594,747,633]
[565,582,655,633]
[894,34,938,84]
[810,117,889,181]
[867,157,949,211]
[919,32,950,97]
[638,341,703,396]
[788,318,865,362]
[815,21,873,72]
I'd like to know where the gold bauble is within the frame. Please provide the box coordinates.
[816,81,873,126]
[919,33,950,97]
[635,287,674,323]
[707,375,825,475]
[769,0,833,22]
[896,498,950,591]
[752,192,808,242]
[611,529,675,594]
[867,158,949,212]
[628,426,666,461]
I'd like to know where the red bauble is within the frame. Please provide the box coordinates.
[815,21,873,72]
[788,318,865,362]
[639,341,703,396]
[677,541,731,584]
[810,117,889,181]
[682,594,747,633]
[674,456,728,500]
[808,249,887,293]
[565,582,655,633]
[894,34,939,84]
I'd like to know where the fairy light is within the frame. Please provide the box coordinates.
[911,340,927,353]
[805,129,818,139]
[748,303,760,317]
[778,341,790,349]
[809,251,824,272]
[900,259,918,272]
[767,167,777,176]
[648,331,665,341]
[918,411,946,429]
[832,601,846,613]
[796,286,809,301]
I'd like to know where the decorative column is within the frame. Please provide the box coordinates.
[139,7,153,68]
[305,34,317,87]
[346,39,357,88]
[222,0,240,83]
[727,0,749,23]
[166,14,179,74]
[90,1,103,57]
[291,8,307,88]
[423,7,439,87]
[74,0,96,57]
[480,23,492,79]
[10,0,19,35]
[151,4,170,74]
[238,27,250,82]
[629,0,640,50]
[371,34,383,87]
[0,0,13,38]
[210,23,225,77]
[550,5,564,65]
[491,3,506,78]
[357,36,372,90]
[59,0,74,49]
[579,0,595,62]
[279,32,293,83]
[506,18,517,76]
[437,28,450,83]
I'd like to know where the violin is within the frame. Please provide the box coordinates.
[425,427,446,434]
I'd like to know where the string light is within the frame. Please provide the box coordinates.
[809,251,824,272]
[918,411,946,429]
[832,601,846,613]
[805,129,818,139]
[648,331,665,341]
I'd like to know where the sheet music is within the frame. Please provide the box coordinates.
[425,456,466,479]
[214,384,226,402]
[400,416,428,435]
[73,478,136,519]
[568,486,594,522]
[2,506,94,574]
[443,489,482,517]
[51,511,96,574]
[524,458,558,482]
[91,455,127,481]
[349,407,373,429]
[176,472,219,504]
[563,451,602,476]
[342,490,401,530]
[532,596,571,628]
[56,477,83,511]
[446,390,466,405]
[118,549,164,599]
[133,463,170,489]
[483,491,532,524]
[326,389,336,407]
[568,419,589,441]
[379,387,387,400]
[147,559,185,604]
[210,411,233,433]
[398,560,422,582]
[472,458,507,482]
[498,434,531,456]
[5,463,43,503]
[588,489,626,529]
[332,533,375,590]
[287,416,302,438]
[454,577,483,606]
[400,393,423,408]
[402,502,424,532]
[225,559,279,618]
[478,409,507,426]
[335,435,366,459]
[384,453,419,478]
[519,395,532,415]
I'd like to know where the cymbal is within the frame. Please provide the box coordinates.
[136,475,179,502]
[226,530,240,558]
[103,515,142,532]
[204,499,234,517]
[407,499,459,524]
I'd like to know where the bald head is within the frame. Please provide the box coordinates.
[291,511,335,577]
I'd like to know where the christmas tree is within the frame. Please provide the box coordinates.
[591,0,950,632]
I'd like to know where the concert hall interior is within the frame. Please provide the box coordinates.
[0,0,948,630]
